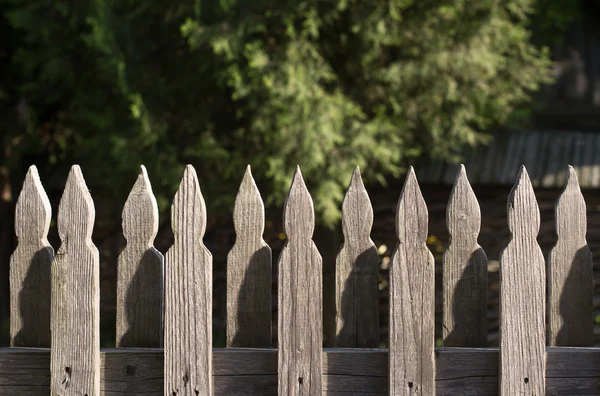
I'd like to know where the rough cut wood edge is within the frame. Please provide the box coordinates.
[116,165,164,348]
[335,166,379,348]
[9,165,54,347]
[2,348,599,395]
[278,166,323,395]
[442,165,488,347]
[51,165,100,396]
[165,165,213,396]
[389,167,435,395]
[499,166,546,395]
[548,166,593,346]
[227,165,272,347]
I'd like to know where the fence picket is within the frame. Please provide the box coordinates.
[165,165,213,396]
[226,166,272,347]
[442,165,488,346]
[334,166,379,348]
[389,167,435,395]
[9,165,53,348]
[50,165,100,396]
[278,166,322,395]
[116,166,164,348]
[499,166,545,395]
[548,166,593,346]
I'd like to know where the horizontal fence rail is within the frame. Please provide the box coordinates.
[1,347,599,395]
[5,163,599,395]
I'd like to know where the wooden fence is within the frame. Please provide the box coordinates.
[2,163,599,395]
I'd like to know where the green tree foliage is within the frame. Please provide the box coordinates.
[0,0,571,225]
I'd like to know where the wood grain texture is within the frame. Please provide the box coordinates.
[335,167,379,348]
[51,165,100,396]
[442,165,488,347]
[499,166,545,395]
[389,167,435,395]
[116,165,164,348]
[278,166,323,395]
[165,165,213,396]
[2,347,599,395]
[548,166,593,346]
[227,166,272,347]
[9,165,53,347]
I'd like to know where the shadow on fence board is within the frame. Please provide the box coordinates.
[4,162,598,395]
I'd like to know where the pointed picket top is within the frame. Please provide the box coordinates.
[548,165,592,346]
[233,165,265,239]
[335,166,379,347]
[165,164,213,395]
[283,165,315,240]
[51,165,100,395]
[57,165,95,241]
[278,166,322,395]
[116,166,164,347]
[396,167,428,245]
[122,165,159,244]
[555,166,586,240]
[507,166,540,236]
[14,166,51,240]
[447,164,481,238]
[443,165,488,347]
[341,166,373,242]
[227,165,272,347]
[171,164,207,239]
[10,165,53,347]
[389,166,435,394]
[500,165,545,394]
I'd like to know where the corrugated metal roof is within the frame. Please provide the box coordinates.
[416,131,600,188]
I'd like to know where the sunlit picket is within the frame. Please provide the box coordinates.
[2,163,598,395]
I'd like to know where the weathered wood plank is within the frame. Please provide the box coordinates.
[389,167,435,395]
[165,165,213,396]
[9,166,53,348]
[51,165,100,395]
[116,166,164,348]
[443,165,488,347]
[335,167,379,348]
[548,166,593,346]
[278,166,322,395]
[1,348,599,395]
[499,166,546,395]
[227,166,272,347]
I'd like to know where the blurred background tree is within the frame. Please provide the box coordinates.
[0,0,578,225]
